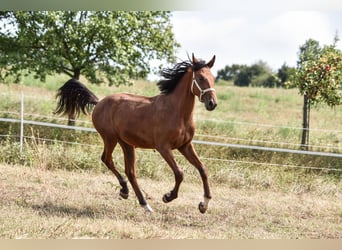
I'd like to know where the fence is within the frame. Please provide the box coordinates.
[1,92,342,172]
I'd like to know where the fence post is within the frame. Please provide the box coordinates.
[20,92,24,159]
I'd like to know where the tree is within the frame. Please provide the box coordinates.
[289,38,342,150]
[232,60,279,87]
[0,11,179,85]
[277,63,296,87]
[216,64,244,82]
[233,65,250,86]
[255,73,280,88]
[249,60,279,87]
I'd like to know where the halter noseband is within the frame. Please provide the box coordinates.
[191,71,216,102]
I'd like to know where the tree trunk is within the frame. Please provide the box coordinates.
[73,69,80,80]
[301,94,310,150]
[67,114,76,126]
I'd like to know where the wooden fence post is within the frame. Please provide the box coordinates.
[20,92,24,159]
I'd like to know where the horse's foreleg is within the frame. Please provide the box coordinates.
[157,148,184,203]
[120,141,153,212]
[178,142,211,213]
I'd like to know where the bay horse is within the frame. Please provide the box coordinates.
[55,54,217,213]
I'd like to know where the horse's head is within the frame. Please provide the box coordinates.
[191,54,217,111]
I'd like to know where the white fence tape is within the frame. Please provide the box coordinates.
[0,93,341,161]
[1,117,341,158]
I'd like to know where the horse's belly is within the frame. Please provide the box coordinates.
[119,125,193,150]
[120,129,155,149]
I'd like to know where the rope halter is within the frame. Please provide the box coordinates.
[191,71,216,102]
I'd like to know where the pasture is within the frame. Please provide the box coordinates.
[1,163,341,239]
[0,76,341,238]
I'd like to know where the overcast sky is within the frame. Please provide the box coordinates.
[168,10,342,77]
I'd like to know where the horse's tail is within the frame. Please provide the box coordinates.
[54,78,99,119]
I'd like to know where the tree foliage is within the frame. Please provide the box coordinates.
[0,11,179,85]
[216,64,244,82]
[277,63,296,87]
[289,38,342,107]
[216,60,288,88]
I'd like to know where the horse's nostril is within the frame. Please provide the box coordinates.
[207,100,217,110]
[209,100,216,108]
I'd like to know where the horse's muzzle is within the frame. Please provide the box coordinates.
[205,98,217,111]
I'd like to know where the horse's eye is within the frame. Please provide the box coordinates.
[199,76,205,81]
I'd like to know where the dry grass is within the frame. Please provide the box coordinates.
[0,163,341,239]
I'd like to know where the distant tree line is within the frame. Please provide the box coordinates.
[216,61,296,88]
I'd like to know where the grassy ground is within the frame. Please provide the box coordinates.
[0,163,341,239]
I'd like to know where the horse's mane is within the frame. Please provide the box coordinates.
[157,59,208,94]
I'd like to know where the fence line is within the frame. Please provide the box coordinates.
[1,116,341,159]
[195,156,342,172]
[3,133,342,172]
[2,91,342,134]
[2,114,340,151]
[2,110,340,151]
[192,140,342,158]
[0,117,96,132]
[4,110,340,134]
[195,134,342,151]
[0,93,341,164]
[24,113,93,125]
[196,118,342,133]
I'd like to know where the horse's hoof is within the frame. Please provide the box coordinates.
[198,202,207,214]
[143,204,154,213]
[162,193,170,203]
[162,192,173,203]
[119,190,129,199]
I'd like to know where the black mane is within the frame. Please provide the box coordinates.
[157,59,208,94]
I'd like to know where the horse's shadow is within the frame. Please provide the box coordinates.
[30,201,110,219]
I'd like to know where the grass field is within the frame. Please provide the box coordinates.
[1,163,341,239]
[0,76,341,238]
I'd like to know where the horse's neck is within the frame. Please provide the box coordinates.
[170,72,196,120]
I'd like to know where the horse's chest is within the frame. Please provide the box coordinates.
[182,124,195,138]
[168,123,195,148]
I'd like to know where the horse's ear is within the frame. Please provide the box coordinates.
[192,53,199,64]
[206,55,216,68]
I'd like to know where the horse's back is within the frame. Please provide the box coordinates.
[92,93,156,142]
[94,93,154,114]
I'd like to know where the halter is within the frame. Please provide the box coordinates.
[191,71,216,102]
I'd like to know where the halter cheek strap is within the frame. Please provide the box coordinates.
[191,72,216,102]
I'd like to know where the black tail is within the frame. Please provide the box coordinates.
[54,78,99,119]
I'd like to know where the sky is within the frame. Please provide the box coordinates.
[167,10,342,78]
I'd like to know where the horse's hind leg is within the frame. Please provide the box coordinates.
[101,138,129,199]
[119,141,153,212]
